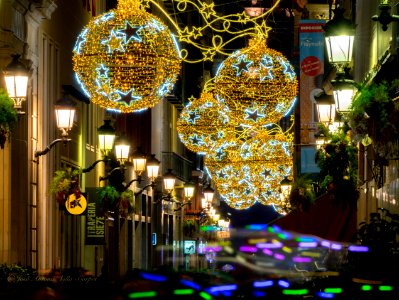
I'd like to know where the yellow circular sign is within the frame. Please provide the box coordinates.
[66,193,87,215]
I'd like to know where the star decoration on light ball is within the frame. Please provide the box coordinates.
[214,37,298,127]
[177,92,233,154]
[73,0,181,113]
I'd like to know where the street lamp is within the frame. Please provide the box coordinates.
[3,54,29,111]
[163,168,176,193]
[184,182,195,200]
[146,154,160,183]
[314,91,336,125]
[114,135,130,165]
[98,120,116,155]
[174,181,196,211]
[331,77,357,114]
[324,8,355,71]
[203,184,214,204]
[54,97,77,137]
[244,0,266,17]
[35,97,77,157]
[132,147,147,177]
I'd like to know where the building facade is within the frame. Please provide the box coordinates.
[0,0,196,277]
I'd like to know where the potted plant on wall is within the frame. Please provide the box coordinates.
[49,167,82,206]
[96,186,135,218]
[0,88,18,149]
[315,124,359,206]
[288,175,316,211]
[348,80,399,161]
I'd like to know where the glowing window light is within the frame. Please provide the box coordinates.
[331,243,342,250]
[249,238,267,244]
[253,291,266,297]
[361,285,372,291]
[302,251,321,258]
[278,280,290,288]
[316,292,335,299]
[240,246,258,253]
[204,246,222,252]
[277,232,292,240]
[128,291,157,298]
[296,237,317,242]
[246,224,268,231]
[253,280,274,288]
[282,289,309,295]
[262,248,273,256]
[257,241,283,249]
[299,242,318,248]
[321,241,331,248]
[292,257,312,263]
[379,285,393,291]
[282,246,292,253]
[271,225,282,232]
[199,292,213,300]
[274,253,285,260]
[140,272,167,282]
[348,245,369,252]
[174,289,194,295]
[207,284,238,293]
[324,288,342,294]
[180,279,201,290]
[200,225,220,232]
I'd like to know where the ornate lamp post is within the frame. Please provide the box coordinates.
[98,120,116,156]
[314,92,336,126]
[35,97,77,157]
[332,77,357,115]
[114,135,130,165]
[324,8,355,72]
[3,54,29,111]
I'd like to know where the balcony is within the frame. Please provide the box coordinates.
[161,151,193,182]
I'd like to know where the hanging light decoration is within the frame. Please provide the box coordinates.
[177,92,232,154]
[214,38,298,127]
[204,129,293,210]
[73,0,181,113]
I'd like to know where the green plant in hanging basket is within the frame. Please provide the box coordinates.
[97,185,120,208]
[118,189,135,218]
[96,186,135,217]
[0,88,18,149]
[348,80,399,159]
[315,126,359,206]
[288,174,316,211]
[49,167,82,204]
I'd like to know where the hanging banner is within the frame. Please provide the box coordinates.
[85,187,105,245]
[299,20,325,173]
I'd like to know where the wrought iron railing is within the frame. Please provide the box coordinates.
[161,151,193,182]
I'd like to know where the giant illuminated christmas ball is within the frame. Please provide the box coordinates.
[73,0,181,113]
[177,92,232,154]
[205,130,293,209]
[214,38,298,127]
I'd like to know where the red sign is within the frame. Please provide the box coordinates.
[300,56,322,77]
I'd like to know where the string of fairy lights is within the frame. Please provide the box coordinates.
[73,0,297,212]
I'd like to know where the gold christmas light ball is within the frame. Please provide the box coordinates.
[214,38,298,126]
[205,129,293,210]
[73,0,181,113]
[177,92,232,154]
